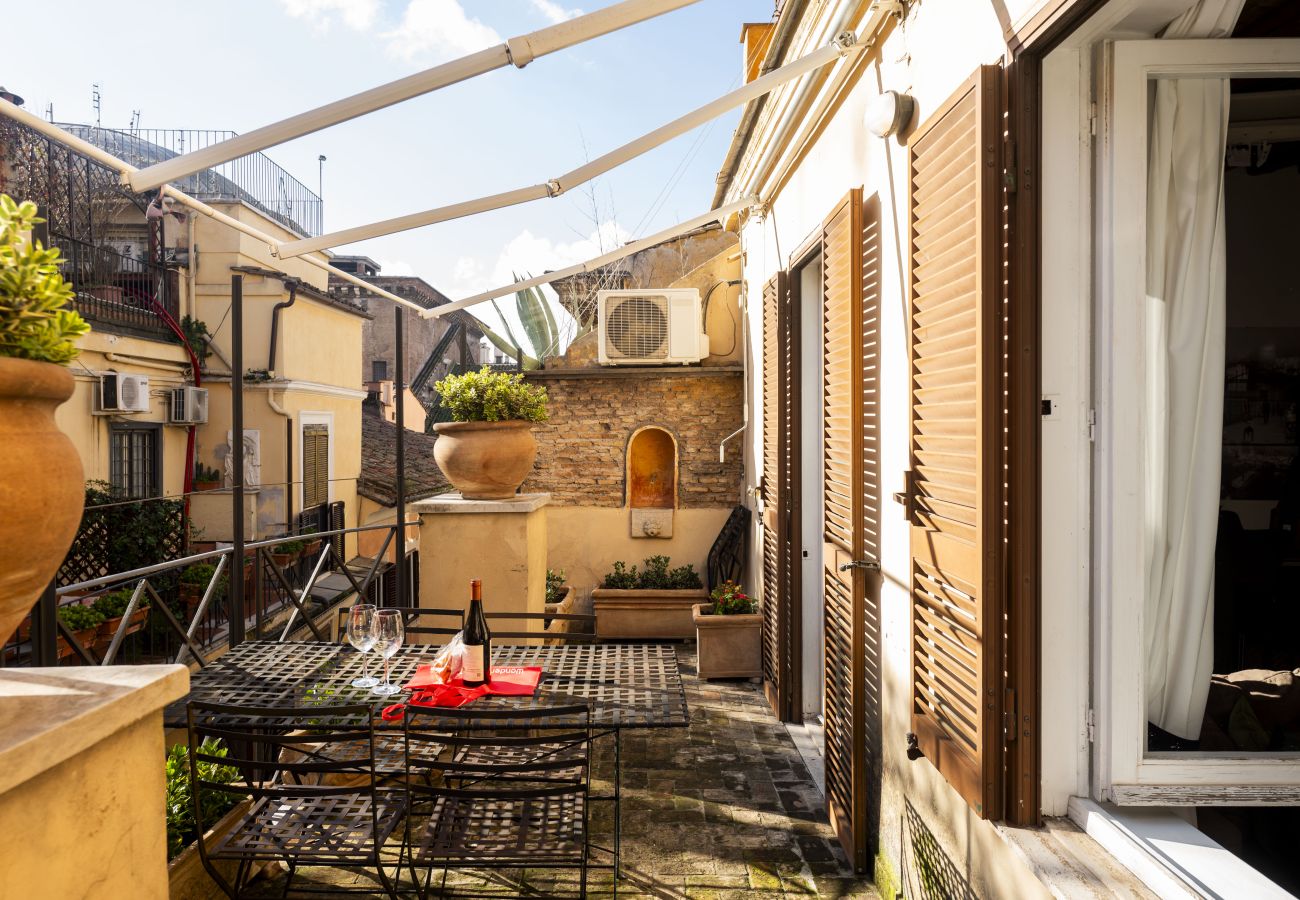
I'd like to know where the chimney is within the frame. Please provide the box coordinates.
[739,23,775,84]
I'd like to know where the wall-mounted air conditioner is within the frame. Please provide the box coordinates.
[97,373,151,414]
[596,289,709,365]
[169,386,209,424]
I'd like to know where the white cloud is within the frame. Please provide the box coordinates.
[375,257,414,276]
[383,0,502,64]
[449,220,630,300]
[278,0,379,32]
[530,0,583,24]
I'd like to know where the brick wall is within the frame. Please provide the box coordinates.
[522,369,743,508]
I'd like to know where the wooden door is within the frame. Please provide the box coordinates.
[905,65,1006,819]
[761,272,800,722]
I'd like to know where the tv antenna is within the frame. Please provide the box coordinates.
[45,102,53,123]
[91,83,101,127]
[129,109,141,131]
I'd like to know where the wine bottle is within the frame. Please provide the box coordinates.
[462,579,491,687]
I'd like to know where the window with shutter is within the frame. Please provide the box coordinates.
[760,272,800,722]
[302,424,330,510]
[906,65,1006,819]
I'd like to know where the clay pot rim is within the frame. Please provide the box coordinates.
[0,356,74,402]
[433,419,534,434]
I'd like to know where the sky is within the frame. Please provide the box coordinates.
[5,0,773,338]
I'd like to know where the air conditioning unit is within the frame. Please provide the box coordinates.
[98,373,151,413]
[597,289,709,365]
[169,386,209,424]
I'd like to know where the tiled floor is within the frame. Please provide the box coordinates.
[246,646,878,898]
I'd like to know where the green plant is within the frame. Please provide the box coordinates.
[57,603,105,632]
[0,195,89,363]
[179,315,211,362]
[272,538,306,555]
[546,568,567,605]
[92,587,148,619]
[165,739,243,860]
[708,581,756,616]
[433,366,548,423]
[600,557,702,590]
[476,276,570,370]
[193,461,221,483]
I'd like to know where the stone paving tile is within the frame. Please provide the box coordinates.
[245,647,879,898]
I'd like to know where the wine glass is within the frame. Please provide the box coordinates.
[370,608,405,696]
[347,604,379,689]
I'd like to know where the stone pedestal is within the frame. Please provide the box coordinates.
[0,664,189,898]
[414,493,550,627]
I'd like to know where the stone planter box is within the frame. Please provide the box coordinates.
[592,588,709,640]
[692,603,762,680]
[168,799,258,900]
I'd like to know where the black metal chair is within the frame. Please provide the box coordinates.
[484,610,597,643]
[186,700,407,899]
[402,704,594,899]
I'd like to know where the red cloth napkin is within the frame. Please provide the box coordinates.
[381,666,542,720]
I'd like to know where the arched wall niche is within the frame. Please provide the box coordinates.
[626,425,677,537]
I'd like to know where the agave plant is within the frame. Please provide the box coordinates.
[477,275,574,370]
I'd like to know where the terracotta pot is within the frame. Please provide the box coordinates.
[95,606,150,653]
[0,359,84,645]
[194,480,220,492]
[692,603,763,680]
[432,420,537,500]
[57,626,100,661]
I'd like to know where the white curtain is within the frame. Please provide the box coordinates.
[1144,0,1244,740]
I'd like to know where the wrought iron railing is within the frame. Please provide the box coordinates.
[57,125,323,238]
[2,520,416,669]
[60,233,177,336]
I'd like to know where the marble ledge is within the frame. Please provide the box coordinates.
[412,492,551,515]
[0,664,188,797]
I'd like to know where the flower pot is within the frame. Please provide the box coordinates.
[270,552,295,570]
[194,479,220,492]
[591,588,709,640]
[0,359,84,645]
[692,603,763,680]
[432,420,537,500]
[94,606,150,654]
[57,626,100,661]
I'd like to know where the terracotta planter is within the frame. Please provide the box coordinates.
[56,626,100,661]
[94,606,150,653]
[168,800,268,900]
[194,480,220,492]
[432,420,537,500]
[692,603,763,680]
[592,588,709,640]
[0,359,84,645]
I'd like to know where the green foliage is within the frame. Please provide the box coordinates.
[601,557,702,590]
[165,739,243,860]
[179,315,211,362]
[0,194,89,363]
[708,581,756,615]
[57,603,105,632]
[272,538,306,555]
[92,587,148,619]
[180,563,219,587]
[476,276,566,370]
[193,461,221,483]
[546,568,567,605]
[433,366,549,423]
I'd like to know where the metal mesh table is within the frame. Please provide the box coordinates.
[164,640,689,729]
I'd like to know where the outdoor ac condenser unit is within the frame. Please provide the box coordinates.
[97,373,152,414]
[169,386,209,425]
[596,289,709,365]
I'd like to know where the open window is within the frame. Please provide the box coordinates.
[1098,38,1300,802]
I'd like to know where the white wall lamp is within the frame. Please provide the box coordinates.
[865,89,915,138]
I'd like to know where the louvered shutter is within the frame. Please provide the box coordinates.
[760,272,799,721]
[906,66,1005,819]
[302,425,330,510]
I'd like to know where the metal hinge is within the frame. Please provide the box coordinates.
[1087,408,1096,442]
[839,559,881,572]
[1089,101,1098,137]
[1086,707,1096,743]
[1004,140,1017,193]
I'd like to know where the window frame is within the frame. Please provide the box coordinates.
[1097,37,1300,803]
[108,422,162,500]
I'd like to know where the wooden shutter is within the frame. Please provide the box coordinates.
[906,66,1005,819]
[302,424,330,510]
[760,272,799,722]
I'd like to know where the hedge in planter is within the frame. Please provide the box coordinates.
[592,555,707,640]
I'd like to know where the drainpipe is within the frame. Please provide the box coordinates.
[267,280,298,377]
[265,389,294,531]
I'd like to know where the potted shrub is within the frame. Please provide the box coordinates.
[431,366,548,500]
[270,538,306,569]
[0,195,90,645]
[92,587,151,653]
[165,738,263,899]
[56,603,105,660]
[193,462,221,492]
[591,555,708,640]
[692,581,762,680]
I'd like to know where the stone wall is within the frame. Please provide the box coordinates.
[522,369,743,508]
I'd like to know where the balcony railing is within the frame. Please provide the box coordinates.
[58,126,323,238]
[59,234,178,336]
